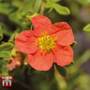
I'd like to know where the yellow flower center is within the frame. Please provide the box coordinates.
[38,33,56,52]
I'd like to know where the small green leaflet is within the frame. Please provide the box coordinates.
[46,0,60,3]
[0,42,13,58]
[46,0,70,15]
[54,4,70,15]
[83,24,90,32]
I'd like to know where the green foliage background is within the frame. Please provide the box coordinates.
[0,0,90,90]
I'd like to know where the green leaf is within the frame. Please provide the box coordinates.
[33,0,42,12]
[76,50,90,65]
[75,74,90,90]
[0,23,13,36]
[9,0,37,28]
[0,24,4,41]
[45,0,54,8]
[45,0,71,16]
[54,66,67,90]
[0,42,13,58]
[0,58,9,76]
[77,0,90,5]
[66,50,90,75]
[52,0,60,2]
[0,51,11,58]
[0,42,13,51]
[0,31,3,41]
[54,4,70,15]
[0,34,3,41]
[46,0,60,3]
[0,3,13,14]
[83,24,90,32]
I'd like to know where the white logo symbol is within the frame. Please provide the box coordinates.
[1,76,12,87]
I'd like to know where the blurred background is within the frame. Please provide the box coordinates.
[0,0,90,90]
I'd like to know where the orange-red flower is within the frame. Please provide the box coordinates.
[7,53,22,71]
[15,16,74,71]
[7,57,21,71]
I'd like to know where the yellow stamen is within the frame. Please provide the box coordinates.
[38,33,56,52]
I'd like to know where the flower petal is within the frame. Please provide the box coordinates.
[55,22,72,31]
[15,30,38,54]
[28,51,54,71]
[32,16,52,36]
[53,45,73,67]
[54,22,74,46]
[32,15,52,29]
[33,26,59,37]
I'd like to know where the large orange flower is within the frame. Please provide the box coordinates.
[15,16,74,71]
